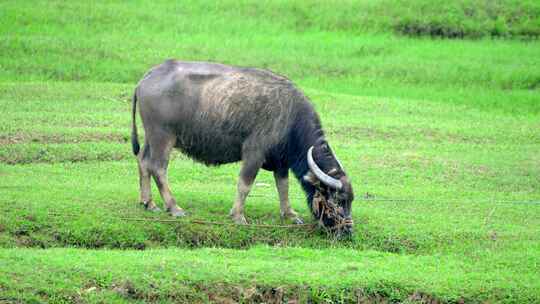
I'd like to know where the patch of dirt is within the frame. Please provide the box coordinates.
[0,150,128,165]
[112,280,140,299]
[330,125,495,145]
[362,153,495,181]
[105,282,452,303]
[408,291,449,304]
[0,132,128,145]
[329,126,400,141]
[236,286,286,304]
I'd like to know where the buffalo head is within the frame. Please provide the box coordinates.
[303,145,354,237]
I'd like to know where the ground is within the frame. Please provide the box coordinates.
[0,1,539,303]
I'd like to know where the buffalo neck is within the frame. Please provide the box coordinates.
[287,101,325,207]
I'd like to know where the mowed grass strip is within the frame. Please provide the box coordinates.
[1,82,538,163]
[0,142,129,164]
[1,160,538,253]
[0,246,538,303]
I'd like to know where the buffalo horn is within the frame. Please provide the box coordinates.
[307,146,343,190]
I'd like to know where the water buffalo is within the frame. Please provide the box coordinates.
[131,60,354,234]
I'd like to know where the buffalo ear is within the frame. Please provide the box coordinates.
[303,171,317,184]
[303,171,322,188]
[328,168,339,177]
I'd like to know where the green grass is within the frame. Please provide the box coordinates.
[1,82,539,302]
[1,246,539,303]
[1,1,539,114]
[1,1,539,303]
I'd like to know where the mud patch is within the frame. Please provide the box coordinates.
[358,231,422,254]
[0,132,127,145]
[0,144,128,164]
[330,125,496,145]
[101,281,449,304]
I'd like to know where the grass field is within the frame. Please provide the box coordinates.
[1,1,539,303]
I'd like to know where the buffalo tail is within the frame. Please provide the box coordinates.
[131,91,140,155]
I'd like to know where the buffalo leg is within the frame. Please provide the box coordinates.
[147,129,185,217]
[273,170,303,224]
[137,141,160,212]
[230,153,263,225]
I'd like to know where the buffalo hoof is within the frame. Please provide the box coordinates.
[168,207,186,217]
[147,205,161,213]
[282,216,304,225]
[281,212,304,225]
[292,217,304,225]
[142,201,161,212]
[231,214,248,225]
